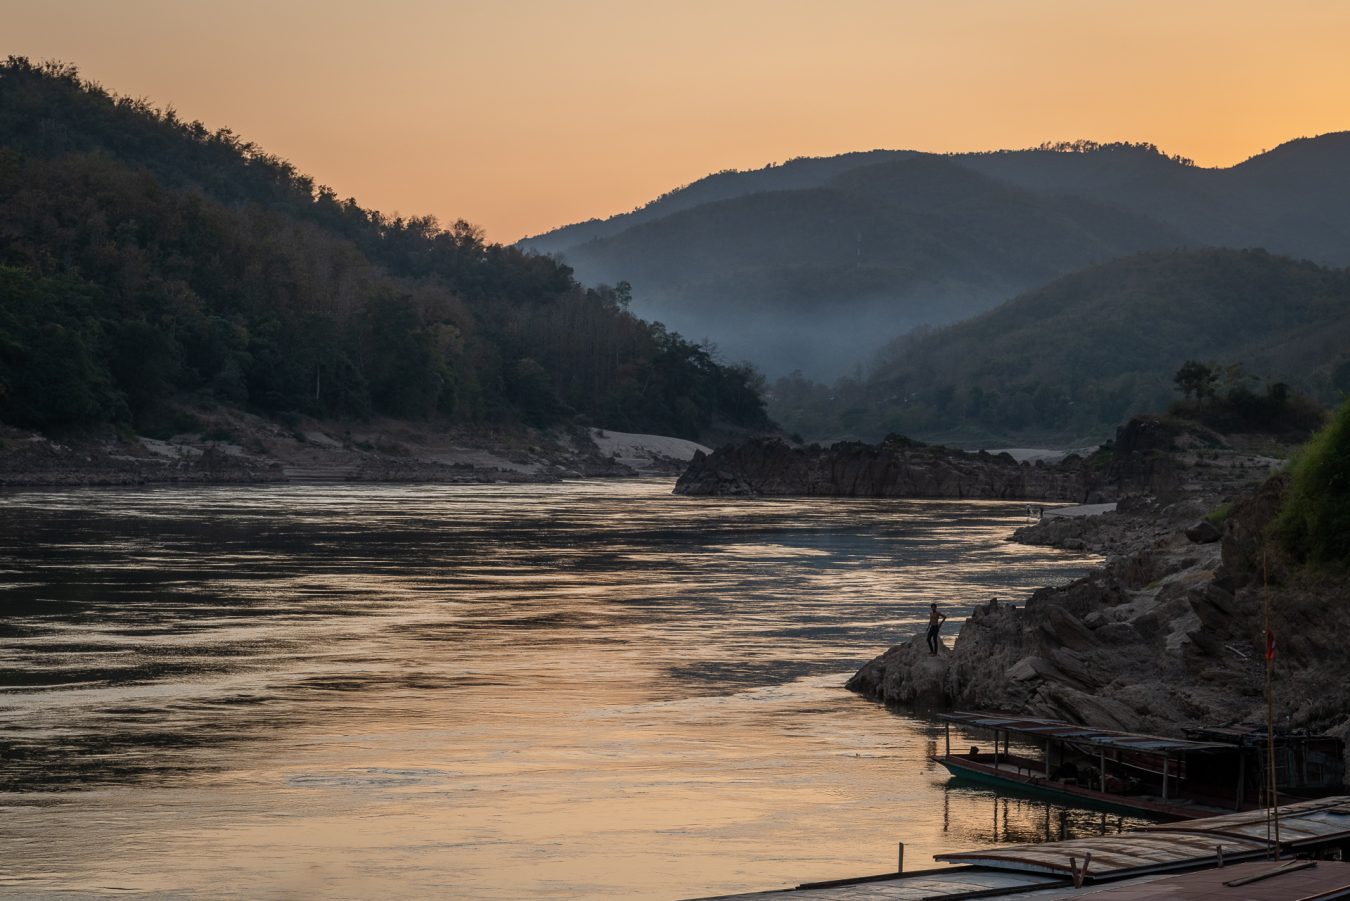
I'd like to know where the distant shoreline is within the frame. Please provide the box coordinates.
[0,415,705,489]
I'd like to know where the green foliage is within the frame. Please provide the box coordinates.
[506,358,564,428]
[1205,503,1232,527]
[1167,363,1326,439]
[1174,361,1218,401]
[1277,400,1350,566]
[0,265,119,427]
[0,57,771,440]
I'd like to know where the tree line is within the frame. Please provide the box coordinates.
[0,57,770,439]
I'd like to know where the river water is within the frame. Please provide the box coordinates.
[0,480,1149,899]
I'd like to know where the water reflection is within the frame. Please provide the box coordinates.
[940,783,1142,845]
[1,480,1107,898]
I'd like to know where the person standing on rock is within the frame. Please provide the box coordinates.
[926,603,947,655]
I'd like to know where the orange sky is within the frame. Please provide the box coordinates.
[9,1,1350,243]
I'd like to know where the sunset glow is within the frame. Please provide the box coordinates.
[9,1,1350,241]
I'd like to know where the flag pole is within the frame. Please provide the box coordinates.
[1263,548,1280,857]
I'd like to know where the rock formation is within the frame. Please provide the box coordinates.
[846,472,1350,773]
[674,435,1112,502]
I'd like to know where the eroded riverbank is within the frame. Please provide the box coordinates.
[0,413,702,487]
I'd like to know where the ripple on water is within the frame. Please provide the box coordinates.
[0,481,1122,899]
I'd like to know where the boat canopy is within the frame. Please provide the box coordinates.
[937,795,1350,879]
[1142,797,1350,848]
[938,711,1236,754]
[938,830,1270,878]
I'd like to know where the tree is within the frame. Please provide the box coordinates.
[0,58,776,440]
[1174,360,1217,402]
[507,357,564,427]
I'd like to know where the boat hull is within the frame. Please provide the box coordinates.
[933,755,1229,820]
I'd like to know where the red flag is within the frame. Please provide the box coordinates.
[1265,628,1276,661]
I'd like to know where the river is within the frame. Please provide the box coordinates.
[0,480,1149,899]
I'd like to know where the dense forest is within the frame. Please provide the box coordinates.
[769,249,1350,447]
[521,133,1350,379]
[0,58,770,440]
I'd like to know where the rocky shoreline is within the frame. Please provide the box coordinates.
[845,439,1350,772]
[674,434,1114,501]
[0,409,705,488]
[676,416,1290,504]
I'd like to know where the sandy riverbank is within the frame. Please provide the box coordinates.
[0,408,707,487]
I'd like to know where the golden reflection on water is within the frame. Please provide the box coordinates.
[0,480,1146,899]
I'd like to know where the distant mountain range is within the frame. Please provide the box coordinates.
[520,135,1350,379]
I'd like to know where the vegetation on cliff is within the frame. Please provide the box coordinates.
[0,58,770,441]
[1278,399,1350,566]
[1167,360,1327,440]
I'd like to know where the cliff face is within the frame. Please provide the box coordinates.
[846,475,1350,772]
[674,416,1280,503]
[845,538,1232,733]
[674,436,1112,502]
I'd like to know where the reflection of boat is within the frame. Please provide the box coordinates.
[932,711,1345,821]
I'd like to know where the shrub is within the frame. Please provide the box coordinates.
[1205,503,1232,527]
[1277,399,1350,566]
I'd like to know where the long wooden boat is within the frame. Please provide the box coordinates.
[932,711,1345,821]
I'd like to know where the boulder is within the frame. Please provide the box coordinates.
[1185,520,1222,543]
[845,633,953,709]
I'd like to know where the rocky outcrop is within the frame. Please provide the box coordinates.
[844,633,954,710]
[1107,415,1275,502]
[848,473,1350,774]
[845,567,1216,734]
[676,415,1284,503]
[674,435,1111,501]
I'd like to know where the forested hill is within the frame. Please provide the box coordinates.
[770,249,1350,447]
[521,150,918,255]
[0,58,770,441]
[519,136,1350,379]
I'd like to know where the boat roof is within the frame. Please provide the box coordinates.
[1142,796,1350,848]
[939,710,1237,754]
[936,831,1269,878]
[1187,723,1342,743]
[692,867,1070,900]
[697,799,1350,900]
[936,795,1350,879]
[1011,859,1350,900]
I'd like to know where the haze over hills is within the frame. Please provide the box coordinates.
[520,136,1350,379]
[9,55,1349,457]
[770,248,1350,447]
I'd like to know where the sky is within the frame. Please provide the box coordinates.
[8,1,1350,243]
